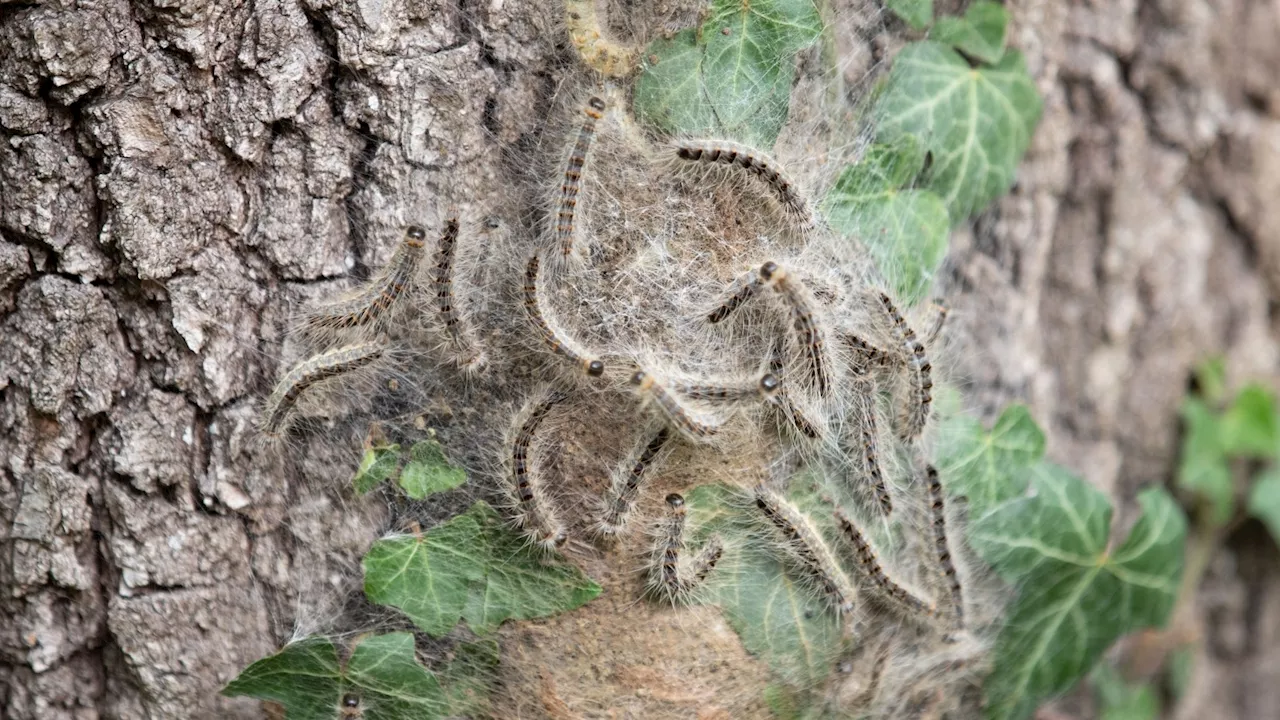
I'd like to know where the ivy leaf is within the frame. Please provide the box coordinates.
[825,137,949,305]
[875,41,1042,219]
[363,501,601,636]
[684,483,844,687]
[222,633,458,720]
[634,0,822,147]
[885,0,933,30]
[972,466,1186,720]
[931,1,1009,64]
[399,439,467,499]
[1220,384,1279,459]
[439,639,500,717]
[1247,468,1280,544]
[353,444,401,495]
[1177,398,1234,526]
[937,404,1046,517]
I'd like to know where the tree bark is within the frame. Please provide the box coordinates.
[1,0,1276,718]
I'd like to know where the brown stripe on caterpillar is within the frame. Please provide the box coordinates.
[507,388,570,551]
[832,507,938,624]
[706,270,762,324]
[261,339,388,436]
[674,372,780,403]
[926,465,964,629]
[760,261,831,398]
[650,493,724,602]
[523,253,605,377]
[565,1,637,77]
[431,217,486,370]
[305,226,426,333]
[596,428,671,538]
[630,370,722,442]
[674,139,816,233]
[852,376,892,516]
[556,96,607,260]
[877,291,933,440]
[753,485,857,615]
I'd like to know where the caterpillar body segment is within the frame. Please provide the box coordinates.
[596,428,672,538]
[261,339,388,436]
[565,1,638,77]
[926,465,964,629]
[753,485,857,616]
[630,371,723,442]
[556,96,607,261]
[673,372,780,404]
[771,390,823,441]
[760,261,832,398]
[431,217,486,370]
[843,333,898,372]
[650,493,724,602]
[506,388,570,551]
[706,271,762,324]
[304,226,426,335]
[877,291,933,440]
[673,139,816,234]
[832,508,939,626]
[523,253,606,377]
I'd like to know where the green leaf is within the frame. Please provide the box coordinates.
[1177,398,1234,526]
[223,633,457,720]
[1093,664,1159,720]
[399,439,467,499]
[825,137,950,305]
[1247,468,1280,544]
[439,639,500,717]
[353,444,401,495]
[972,466,1186,720]
[1192,356,1227,405]
[938,404,1046,517]
[931,1,1009,64]
[363,501,601,636]
[886,0,933,29]
[222,636,341,719]
[875,41,1042,219]
[1221,384,1279,458]
[634,0,822,146]
[684,483,844,687]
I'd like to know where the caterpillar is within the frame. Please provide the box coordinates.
[674,372,780,403]
[877,291,933,440]
[523,253,605,377]
[832,508,937,624]
[556,96,607,260]
[261,340,387,436]
[596,428,671,538]
[674,139,816,233]
[853,378,893,516]
[431,217,486,370]
[304,226,426,334]
[925,465,964,628]
[754,485,857,615]
[761,261,831,398]
[651,493,724,602]
[706,270,762,324]
[507,389,570,551]
[631,370,722,442]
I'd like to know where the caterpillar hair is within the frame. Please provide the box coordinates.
[832,507,938,626]
[304,226,426,334]
[650,493,724,602]
[431,217,486,370]
[673,139,816,234]
[772,390,823,440]
[507,389,570,551]
[877,291,933,440]
[260,339,388,436]
[674,372,780,404]
[842,333,897,373]
[630,370,723,442]
[523,253,605,377]
[595,427,672,538]
[923,299,950,346]
[925,465,964,629]
[556,96,607,260]
[753,485,857,615]
[706,270,762,324]
[761,261,831,398]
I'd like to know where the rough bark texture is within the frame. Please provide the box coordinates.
[1,0,1277,718]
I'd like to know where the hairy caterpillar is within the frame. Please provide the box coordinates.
[650,493,724,602]
[754,485,857,615]
[261,340,388,436]
[706,270,762,324]
[673,372,780,403]
[925,465,964,628]
[523,253,606,377]
[304,226,426,334]
[761,261,831,398]
[674,139,816,233]
[877,291,933,440]
[507,389,570,550]
[852,378,893,516]
[832,508,937,625]
[596,428,671,538]
[431,217,486,370]
[631,370,723,442]
[556,96,607,260]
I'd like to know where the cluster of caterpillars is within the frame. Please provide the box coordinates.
[257,90,973,705]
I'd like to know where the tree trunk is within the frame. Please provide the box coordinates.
[1,0,1276,718]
